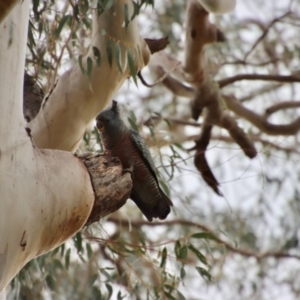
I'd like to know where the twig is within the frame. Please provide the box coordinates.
[107,217,300,260]
[243,11,291,61]
[218,74,300,88]
[265,101,300,116]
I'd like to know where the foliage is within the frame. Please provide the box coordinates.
[12,0,300,299]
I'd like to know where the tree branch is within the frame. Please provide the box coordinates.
[107,217,300,260]
[225,96,300,135]
[218,74,300,88]
[29,0,151,152]
[265,101,300,117]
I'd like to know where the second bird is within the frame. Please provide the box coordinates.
[96,100,173,221]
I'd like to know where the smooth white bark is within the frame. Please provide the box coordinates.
[29,0,151,152]
[0,1,94,292]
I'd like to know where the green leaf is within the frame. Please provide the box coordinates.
[174,240,181,259]
[195,266,212,281]
[131,1,140,21]
[188,244,207,265]
[92,46,102,67]
[51,246,59,257]
[123,3,129,28]
[87,56,93,78]
[159,179,170,197]
[55,15,71,38]
[89,273,98,287]
[53,259,64,270]
[86,243,93,259]
[128,117,139,132]
[79,0,89,15]
[164,291,176,300]
[32,0,40,20]
[104,0,114,11]
[127,51,137,85]
[117,290,125,300]
[160,247,167,268]
[65,248,71,270]
[106,283,113,300]
[106,40,113,67]
[46,274,55,290]
[60,243,65,257]
[100,268,111,280]
[179,245,188,260]
[191,232,218,242]
[74,232,83,253]
[180,266,186,279]
[177,290,186,300]
[92,286,102,299]
[115,42,122,73]
[78,55,85,75]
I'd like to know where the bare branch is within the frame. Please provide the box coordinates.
[225,96,300,135]
[243,11,291,61]
[218,74,300,88]
[107,217,300,260]
[210,134,300,154]
[138,61,180,88]
[193,122,222,196]
[265,101,300,117]
[220,114,257,158]
[144,37,169,54]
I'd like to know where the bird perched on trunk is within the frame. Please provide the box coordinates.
[96,101,173,221]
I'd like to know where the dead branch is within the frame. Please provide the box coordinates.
[193,122,222,196]
[80,154,132,226]
[144,37,169,54]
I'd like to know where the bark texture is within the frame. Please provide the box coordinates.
[80,154,132,226]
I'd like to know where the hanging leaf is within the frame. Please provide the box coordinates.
[89,273,98,287]
[87,56,93,78]
[160,247,167,268]
[93,46,102,67]
[195,267,212,282]
[188,244,207,265]
[46,274,56,290]
[115,42,122,73]
[191,232,218,242]
[55,15,71,38]
[177,290,186,300]
[123,3,129,28]
[127,51,137,85]
[78,55,86,75]
[106,283,113,300]
[180,266,186,279]
[131,1,140,21]
[65,248,71,270]
[179,245,188,260]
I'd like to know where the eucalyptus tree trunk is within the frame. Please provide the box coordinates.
[0,0,149,295]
